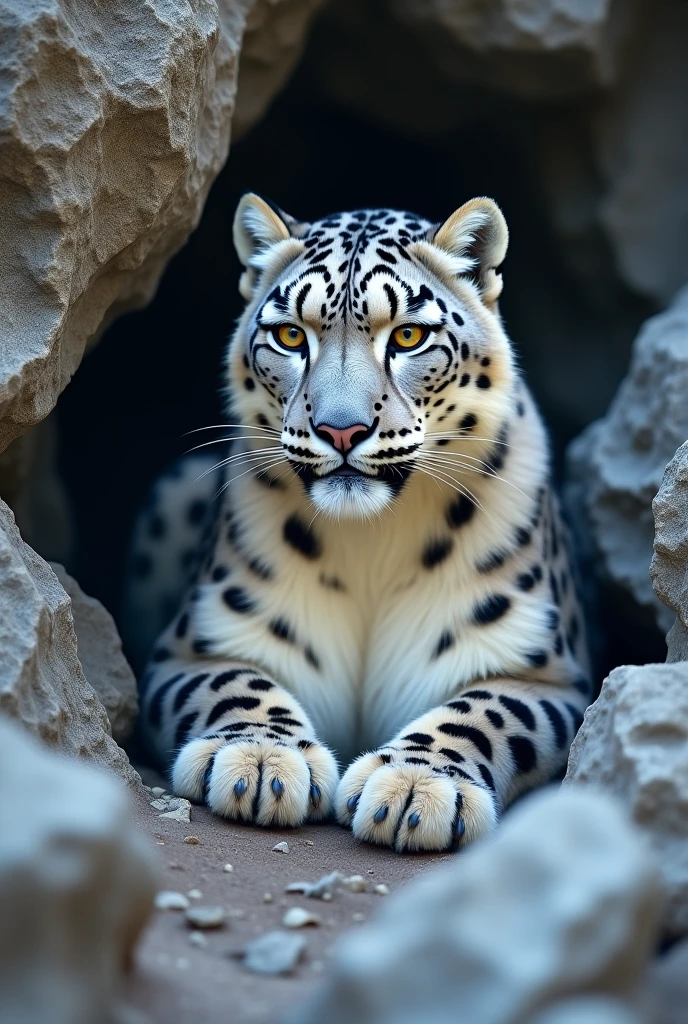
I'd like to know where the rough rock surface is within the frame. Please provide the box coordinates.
[387,0,642,98]
[0,0,321,456]
[566,286,688,634]
[565,662,688,938]
[0,715,157,1024]
[292,788,660,1024]
[650,442,688,662]
[50,563,138,744]
[0,498,140,787]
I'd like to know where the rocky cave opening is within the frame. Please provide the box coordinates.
[54,2,666,688]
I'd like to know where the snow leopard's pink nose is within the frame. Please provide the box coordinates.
[315,423,371,454]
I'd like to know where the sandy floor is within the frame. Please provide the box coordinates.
[123,773,447,1024]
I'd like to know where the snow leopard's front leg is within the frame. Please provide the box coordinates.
[336,679,587,852]
[141,656,339,827]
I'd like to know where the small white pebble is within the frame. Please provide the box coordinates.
[263,893,273,903]
[352,912,366,922]
[373,884,389,896]
[183,836,201,845]
[185,905,226,929]
[303,840,314,846]
[189,931,208,948]
[272,841,289,854]
[151,786,166,797]
[342,875,366,893]
[223,863,234,873]
[155,890,190,911]
[149,798,170,812]
[283,906,320,929]
[187,889,203,900]
[322,891,332,901]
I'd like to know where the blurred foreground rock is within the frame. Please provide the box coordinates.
[646,939,688,1024]
[565,662,688,938]
[651,442,688,662]
[293,788,659,1024]
[0,499,140,786]
[0,715,157,1024]
[51,563,138,744]
[566,286,688,635]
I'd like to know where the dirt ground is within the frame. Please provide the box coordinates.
[122,770,447,1024]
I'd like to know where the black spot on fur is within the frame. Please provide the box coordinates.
[147,673,184,728]
[460,413,477,430]
[403,732,434,746]
[439,747,465,763]
[499,695,536,731]
[508,735,537,774]
[174,711,198,748]
[526,650,549,669]
[463,690,493,700]
[539,699,568,749]
[447,700,471,714]
[476,763,496,791]
[304,645,321,670]
[269,617,295,642]
[211,565,229,582]
[209,668,252,691]
[473,594,510,625]
[437,722,492,760]
[446,494,475,529]
[173,673,210,714]
[422,537,454,569]
[476,375,491,389]
[222,587,256,614]
[485,709,504,729]
[433,631,454,658]
[248,678,274,691]
[175,613,189,639]
[188,499,207,526]
[206,695,261,727]
[152,647,172,663]
[516,571,535,591]
[283,515,321,559]
[565,702,584,732]
[244,377,255,391]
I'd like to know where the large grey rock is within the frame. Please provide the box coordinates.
[565,663,688,938]
[0,715,157,1024]
[566,286,688,634]
[646,939,688,1024]
[0,498,140,787]
[293,788,660,1024]
[0,0,321,456]
[50,563,138,744]
[650,442,688,662]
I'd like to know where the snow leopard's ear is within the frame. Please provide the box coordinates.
[233,193,308,300]
[432,198,508,309]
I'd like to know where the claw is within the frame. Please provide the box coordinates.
[407,811,420,829]
[271,778,284,798]
[310,783,321,808]
[347,793,360,812]
[373,805,388,824]
[234,778,247,797]
[455,818,465,839]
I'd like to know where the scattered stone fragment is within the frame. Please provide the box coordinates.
[188,931,208,949]
[151,787,166,798]
[159,798,192,824]
[154,891,190,911]
[272,841,289,854]
[322,892,333,902]
[342,875,366,893]
[187,889,202,900]
[149,799,169,812]
[373,884,390,896]
[283,907,321,929]
[263,893,273,904]
[304,840,314,846]
[242,931,307,975]
[286,871,344,900]
[183,836,200,845]
[185,905,226,930]
[223,863,234,873]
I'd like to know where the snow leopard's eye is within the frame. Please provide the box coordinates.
[390,325,428,351]
[273,324,307,351]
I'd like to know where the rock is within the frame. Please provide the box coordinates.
[183,836,201,845]
[650,442,688,662]
[0,715,157,1024]
[566,286,688,635]
[342,875,366,893]
[0,499,140,787]
[0,0,321,456]
[185,905,226,930]
[188,931,208,949]
[50,563,138,744]
[272,841,289,854]
[154,891,190,912]
[158,797,192,824]
[242,931,307,975]
[282,907,320,929]
[373,884,389,896]
[565,662,688,938]
[151,787,166,798]
[386,0,642,99]
[187,889,203,900]
[292,788,659,1024]
[646,939,688,1024]
[286,871,344,899]
[223,863,234,873]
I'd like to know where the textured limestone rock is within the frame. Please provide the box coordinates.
[293,788,660,1024]
[0,0,321,456]
[50,563,138,744]
[650,442,688,662]
[0,499,140,787]
[386,0,642,98]
[0,715,157,1024]
[566,286,688,634]
[646,939,688,1024]
[565,663,688,938]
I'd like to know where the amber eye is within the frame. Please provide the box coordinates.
[274,324,306,350]
[391,325,427,350]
